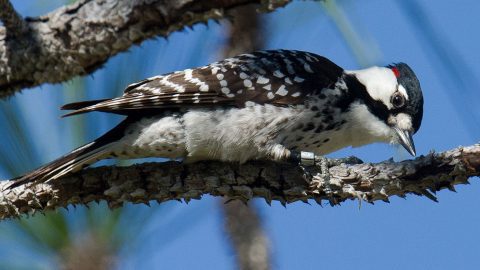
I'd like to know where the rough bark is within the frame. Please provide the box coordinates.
[1,144,478,220]
[0,0,28,37]
[0,0,290,98]
[220,5,271,270]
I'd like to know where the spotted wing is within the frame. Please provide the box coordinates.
[62,50,344,116]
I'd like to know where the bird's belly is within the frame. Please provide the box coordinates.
[183,105,303,162]
[112,115,188,159]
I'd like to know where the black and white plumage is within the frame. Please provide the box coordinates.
[9,50,423,188]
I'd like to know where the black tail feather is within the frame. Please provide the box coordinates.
[61,99,110,117]
[5,141,108,189]
[5,117,136,189]
[61,99,109,111]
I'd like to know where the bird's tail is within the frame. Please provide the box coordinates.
[6,118,134,189]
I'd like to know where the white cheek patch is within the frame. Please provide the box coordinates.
[348,102,393,142]
[345,67,398,109]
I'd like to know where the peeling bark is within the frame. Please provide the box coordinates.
[1,144,478,220]
[0,0,291,98]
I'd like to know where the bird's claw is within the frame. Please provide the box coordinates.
[316,155,335,204]
[289,151,335,205]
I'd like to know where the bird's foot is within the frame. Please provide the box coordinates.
[328,156,364,166]
[288,151,335,205]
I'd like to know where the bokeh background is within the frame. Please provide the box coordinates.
[0,0,479,269]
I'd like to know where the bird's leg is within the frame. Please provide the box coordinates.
[287,150,317,166]
[287,150,313,181]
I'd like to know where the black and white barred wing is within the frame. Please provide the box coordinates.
[62,50,344,116]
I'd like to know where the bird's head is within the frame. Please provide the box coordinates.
[346,63,423,156]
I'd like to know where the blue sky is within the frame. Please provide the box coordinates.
[2,0,480,269]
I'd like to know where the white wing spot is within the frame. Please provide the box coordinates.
[294,76,305,83]
[161,77,185,92]
[211,67,220,74]
[239,72,248,79]
[275,85,288,96]
[216,73,224,80]
[199,84,209,92]
[273,70,285,78]
[241,53,256,58]
[220,80,228,87]
[305,55,314,62]
[286,65,295,75]
[284,77,292,85]
[243,79,252,88]
[304,63,314,73]
[184,69,193,79]
[263,84,271,91]
[227,93,235,98]
[267,92,275,99]
[260,58,273,66]
[304,52,319,62]
[184,68,209,92]
[137,85,162,94]
[245,101,255,107]
[283,58,295,74]
[256,76,269,84]
[221,87,230,94]
[291,92,301,97]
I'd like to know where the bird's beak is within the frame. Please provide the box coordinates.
[394,127,416,156]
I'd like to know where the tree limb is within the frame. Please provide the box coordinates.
[1,144,478,220]
[0,0,28,37]
[0,0,290,98]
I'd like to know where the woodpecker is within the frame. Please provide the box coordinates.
[9,50,423,188]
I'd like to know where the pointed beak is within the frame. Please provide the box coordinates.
[394,128,416,156]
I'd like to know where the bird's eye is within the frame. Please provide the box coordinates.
[391,93,405,108]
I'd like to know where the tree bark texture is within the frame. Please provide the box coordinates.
[0,0,290,98]
[1,144,478,220]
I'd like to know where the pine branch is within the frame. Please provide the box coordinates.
[1,144,478,220]
[0,0,291,98]
[0,0,28,37]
